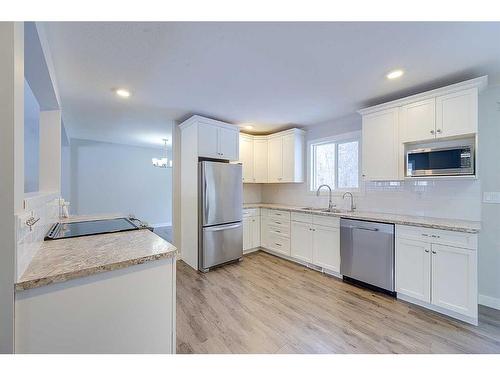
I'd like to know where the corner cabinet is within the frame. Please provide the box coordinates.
[267,129,305,183]
[395,225,478,325]
[239,134,255,182]
[359,76,486,181]
[239,128,305,184]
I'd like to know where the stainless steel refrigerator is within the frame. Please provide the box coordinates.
[199,161,243,272]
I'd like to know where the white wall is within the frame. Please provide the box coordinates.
[478,86,500,308]
[70,138,172,226]
[24,79,40,193]
[0,21,24,354]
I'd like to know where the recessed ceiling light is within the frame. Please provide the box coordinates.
[386,69,404,80]
[115,88,131,98]
[244,125,254,130]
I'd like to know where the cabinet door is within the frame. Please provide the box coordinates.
[251,216,261,248]
[253,138,268,183]
[198,123,219,158]
[260,216,269,249]
[400,98,436,142]
[243,217,252,251]
[268,137,283,182]
[282,134,296,182]
[312,225,340,272]
[436,88,478,138]
[395,238,431,303]
[218,127,239,161]
[239,135,254,182]
[291,221,313,263]
[362,108,400,181]
[431,244,477,317]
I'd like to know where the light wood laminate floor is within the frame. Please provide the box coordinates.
[176,251,500,354]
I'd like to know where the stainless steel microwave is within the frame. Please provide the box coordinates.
[406,144,474,177]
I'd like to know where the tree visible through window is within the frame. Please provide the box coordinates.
[310,135,359,191]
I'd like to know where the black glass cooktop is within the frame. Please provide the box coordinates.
[45,218,142,240]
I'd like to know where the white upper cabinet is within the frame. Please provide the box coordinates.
[436,88,478,138]
[362,107,401,181]
[268,129,305,183]
[400,98,436,142]
[267,136,283,183]
[359,77,486,181]
[253,137,268,183]
[218,126,239,160]
[239,134,254,182]
[180,116,240,161]
[239,129,304,184]
[197,122,219,159]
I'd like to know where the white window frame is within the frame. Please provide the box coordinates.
[308,131,362,194]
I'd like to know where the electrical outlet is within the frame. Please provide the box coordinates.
[483,192,500,204]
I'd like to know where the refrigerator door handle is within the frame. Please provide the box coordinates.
[204,222,242,232]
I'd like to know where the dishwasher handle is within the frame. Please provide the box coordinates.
[352,226,379,232]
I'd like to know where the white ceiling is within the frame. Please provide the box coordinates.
[42,22,500,148]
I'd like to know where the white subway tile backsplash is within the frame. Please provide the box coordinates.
[261,179,481,221]
[16,192,60,279]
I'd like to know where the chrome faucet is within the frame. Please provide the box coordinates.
[316,184,335,212]
[343,192,356,212]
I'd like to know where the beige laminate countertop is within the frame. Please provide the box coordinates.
[243,203,481,234]
[16,215,178,291]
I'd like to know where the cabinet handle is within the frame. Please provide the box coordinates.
[432,250,437,254]
[275,221,282,225]
[436,129,442,134]
[424,249,429,253]
[421,233,429,237]
[430,130,435,135]
[274,243,282,246]
[275,230,281,233]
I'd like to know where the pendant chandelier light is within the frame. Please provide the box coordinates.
[152,138,172,168]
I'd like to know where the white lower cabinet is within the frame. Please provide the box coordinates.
[289,213,340,273]
[395,238,431,303]
[431,243,477,317]
[243,209,260,253]
[312,225,340,273]
[396,225,478,324]
[291,221,313,262]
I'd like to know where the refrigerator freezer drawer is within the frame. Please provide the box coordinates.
[201,222,243,271]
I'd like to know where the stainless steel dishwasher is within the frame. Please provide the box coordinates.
[340,218,395,294]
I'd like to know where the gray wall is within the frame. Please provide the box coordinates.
[70,138,172,226]
[478,85,500,307]
[24,79,39,193]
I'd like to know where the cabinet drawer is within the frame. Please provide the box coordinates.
[291,212,313,223]
[312,215,340,228]
[396,225,477,250]
[267,224,290,237]
[268,210,290,221]
[243,208,260,217]
[267,217,290,230]
[268,232,291,254]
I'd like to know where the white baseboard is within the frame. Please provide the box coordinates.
[151,222,172,228]
[479,294,500,310]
